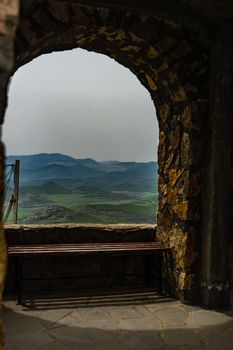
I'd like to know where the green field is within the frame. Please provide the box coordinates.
[7,190,158,224]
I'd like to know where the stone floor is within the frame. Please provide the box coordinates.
[2,291,233,350]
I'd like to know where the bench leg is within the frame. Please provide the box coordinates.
[158,253,163,295]
[15,257,23,305]
[145,255,154,286]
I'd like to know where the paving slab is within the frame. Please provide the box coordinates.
[5,331,53,350]
[155,306,189,327]
[161,327,204,348]
[107,305,145,319]
[74,306,112,320]
[3,294,233,350]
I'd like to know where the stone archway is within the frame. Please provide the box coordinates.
[11,2,209,304]
[1,1,209,308]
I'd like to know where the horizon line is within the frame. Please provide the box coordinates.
[6,152,157,163]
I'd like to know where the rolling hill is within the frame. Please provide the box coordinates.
[7,153,157,184]
[5,153,158,224]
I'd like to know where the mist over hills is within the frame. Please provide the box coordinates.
[5,153,158,224]
[7,153,157,190]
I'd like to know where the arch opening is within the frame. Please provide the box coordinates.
[0,1,210,304]
[4,48,159,225]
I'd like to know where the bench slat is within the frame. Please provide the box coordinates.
[8,242,170,256]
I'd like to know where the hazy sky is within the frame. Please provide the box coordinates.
[3,48,158,161]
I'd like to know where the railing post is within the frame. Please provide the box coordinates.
[13,160,20,224]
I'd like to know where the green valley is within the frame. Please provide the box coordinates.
[5,154,158,224]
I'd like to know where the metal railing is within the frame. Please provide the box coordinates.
[3,160,20,224]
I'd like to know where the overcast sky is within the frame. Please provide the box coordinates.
[3,48,158,162]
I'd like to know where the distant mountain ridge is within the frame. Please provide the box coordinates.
[6,153,158,189]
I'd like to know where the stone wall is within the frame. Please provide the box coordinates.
[5,224,157,295]
[229,245,233,306]
[0,1,19,349]
[0,0,19,122]
[5,223,156,244]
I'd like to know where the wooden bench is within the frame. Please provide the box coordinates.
[8,242,171,305]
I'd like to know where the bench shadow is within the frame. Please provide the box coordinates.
[4,289,174,310]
